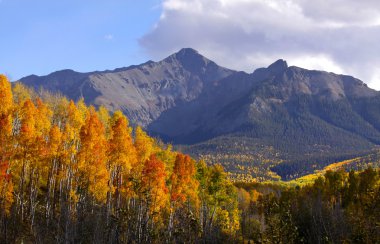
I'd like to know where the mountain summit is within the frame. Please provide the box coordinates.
[21,48,234,126]
[19,48,380,179]
[173,47,203,61]
[267,59,288,74]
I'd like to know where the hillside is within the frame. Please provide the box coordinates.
[19,48,380,180]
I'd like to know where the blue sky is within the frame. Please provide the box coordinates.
[1,0,380,90]
[0,0,162,80]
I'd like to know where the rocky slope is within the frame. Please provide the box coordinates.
[21,48,234,126]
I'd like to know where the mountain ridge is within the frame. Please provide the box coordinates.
[21,48,235,126]
[18,48,380,179]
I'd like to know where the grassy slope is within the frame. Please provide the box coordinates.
[288,150,380,185]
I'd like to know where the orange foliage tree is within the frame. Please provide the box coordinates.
[77,107,109,202]
[0,75,14,214]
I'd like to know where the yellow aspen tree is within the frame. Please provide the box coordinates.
[77,106,109,203]
[76,98,88,122]
[48,96,69,129]
[134,126,157,164]
[45,125,62,219]
[168,154,199,238]
[68,100,85,130]
[12,83,31,105]
[34,99,52,161]
[155,144,177,179]
[52,99,86,237]
[60,100,85,206]
[0,75,13,135]
[14,99,37,221]
[141,154,168,217]
[170,154,199,205]
[135,128,157,171]
[35,98,52,138]
[108,111,137,208]
[18,98,51,224]
[97,105,111,139]
[132,126,158,196]
[34,98,52,178]
[0,75,14,214]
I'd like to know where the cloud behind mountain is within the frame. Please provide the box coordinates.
[140,0,380,90]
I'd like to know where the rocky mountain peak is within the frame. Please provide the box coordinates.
[267,59,288,75]
[162,48,213,74]
[176,47,200,57]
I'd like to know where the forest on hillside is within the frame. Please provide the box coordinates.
[0,75,379,243]
[236,168,380,243]
[0,75,239,243]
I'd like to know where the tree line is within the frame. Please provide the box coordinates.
[236,168,380,243]
[0,75,240,243]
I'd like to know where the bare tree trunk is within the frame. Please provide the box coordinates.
[18,160,27,221]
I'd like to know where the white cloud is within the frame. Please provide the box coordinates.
[140,0,380,90]
[369,68,380,90]
[289,54,345,75]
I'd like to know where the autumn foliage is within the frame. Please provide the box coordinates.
[0,76,240,243]
[1,75,378,243]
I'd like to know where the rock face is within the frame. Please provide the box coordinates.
[20,48,380,163]
[20,48,234,126]
[148,59,380,149]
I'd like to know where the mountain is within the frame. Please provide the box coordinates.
[20,48,234,127]
[19,48,380,180]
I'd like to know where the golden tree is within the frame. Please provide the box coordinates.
[77,106,109,202]
[108,111,137,210]
[0,75,14,214]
